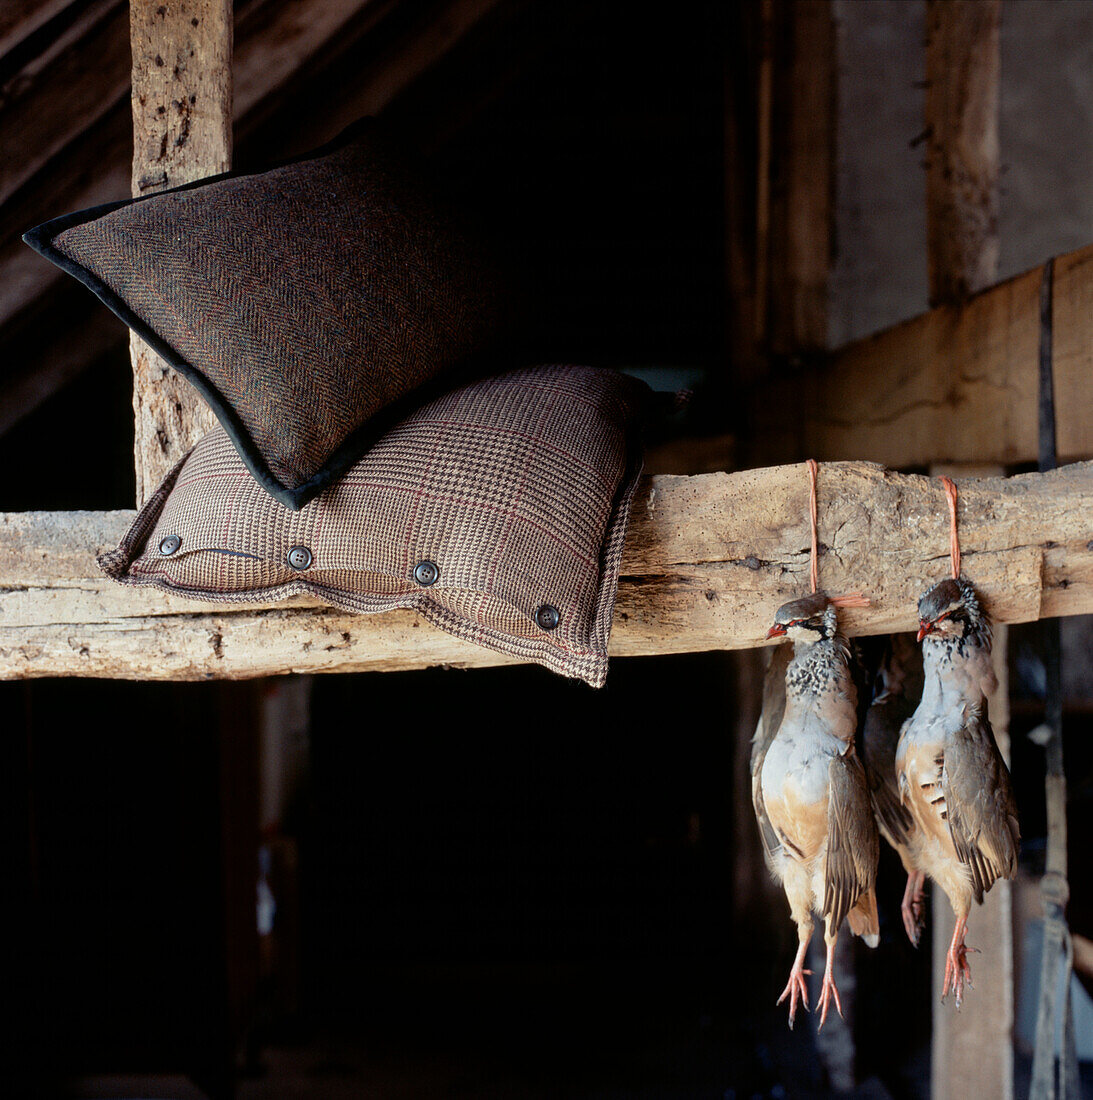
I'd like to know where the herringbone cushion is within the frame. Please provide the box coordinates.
[24,120,506,509]
[98,366,648,687]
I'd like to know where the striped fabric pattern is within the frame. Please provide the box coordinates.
[50,121,504,500]
[99,366,648,687]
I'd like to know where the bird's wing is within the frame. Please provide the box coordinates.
[942,702,1020,903]
[824,742,880,932]
[751,643,792,868]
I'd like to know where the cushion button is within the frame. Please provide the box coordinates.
[413,560,439,587]
[286,545,313,571]
[158,534,181,556]
[535,604,560,631]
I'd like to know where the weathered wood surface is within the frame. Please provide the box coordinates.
[767,0,835,357]
[750,243,1093,468]
[726,0,834,378]
[924,0,1000,305]
[0,462,1091,680]
[130,0,232,505]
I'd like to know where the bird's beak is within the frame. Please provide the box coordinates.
[766,623,787,639]
[916,620,932,643]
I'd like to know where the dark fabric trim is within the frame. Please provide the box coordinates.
[22,118,397,511]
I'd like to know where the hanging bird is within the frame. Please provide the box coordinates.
[753,593,880,1029]
[858,633,929,944]
[895,577,1020,1004]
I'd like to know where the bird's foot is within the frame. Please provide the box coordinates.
[901,873,927,947]
[816,967,843,1031]
[776,965,811,1029]
[941,938,973,1006]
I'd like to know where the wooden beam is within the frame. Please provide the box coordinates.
[1,461,1090,680]
[0,1,130,228]
[924,0,1000,305]
[725,0,835,380]
[129,0,231,505]
[749,243,1093,468]
[767,0,835,356]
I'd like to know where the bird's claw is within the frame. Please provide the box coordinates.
[777,967,812,1029]
[816,971,844,1031]
[941,941,973,1006]
[902,881,927,947]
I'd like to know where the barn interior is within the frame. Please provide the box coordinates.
[2,1,1092,1097]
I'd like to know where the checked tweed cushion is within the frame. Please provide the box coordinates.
[25,120,505,510]
[98,366,649,687]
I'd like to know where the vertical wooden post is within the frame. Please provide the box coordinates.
[923,4,1010,1097]
[767,0,835,358]
[725,0,835,385]
[130,0,232,505]
[924,0,1000,305]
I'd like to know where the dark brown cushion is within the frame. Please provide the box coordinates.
[98,366,648,687]
[24,120,506,509]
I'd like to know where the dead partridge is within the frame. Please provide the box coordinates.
[858,634,928,945]
[755,593,880,1029]
[896,577,1020,1004]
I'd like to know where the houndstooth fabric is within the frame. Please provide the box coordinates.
[49,121,504,500]
[99,366,648,687]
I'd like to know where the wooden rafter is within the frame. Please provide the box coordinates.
[0,0,505,440]
[1,460,1091,680]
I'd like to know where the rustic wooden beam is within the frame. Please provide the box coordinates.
[129,0,231,505]
[0,0,130,228]
[1,461,1090,680]
[749,242,1093,468]
[767,0,835,357]
[924,0,1000,305]
[725,0,835,381]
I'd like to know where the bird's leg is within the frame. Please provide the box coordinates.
[941,913,973,1005]
[816,933,844,1030]
[901,870,927,946]
[777,927,812,1029]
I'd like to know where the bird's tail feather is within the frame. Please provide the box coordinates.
[846,889,880,948]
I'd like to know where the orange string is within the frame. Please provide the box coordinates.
[939,476,960,579]
[830,592,870,609]
[804,459,871,609]
[807,459,819,594]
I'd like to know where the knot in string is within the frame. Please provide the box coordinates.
[939,475,961,579]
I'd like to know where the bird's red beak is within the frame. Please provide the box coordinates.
[916,620,932,643]
[767,623,787,639]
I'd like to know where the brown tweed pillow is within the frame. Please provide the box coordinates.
[24,120,505,509]
[98,366,648,687]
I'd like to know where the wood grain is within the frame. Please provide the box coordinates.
[750,242,1093,468]
[924,0,1001,305]
[129,0,232,505]
[1,462,1090,680]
